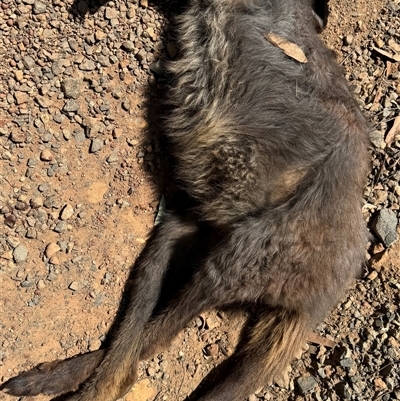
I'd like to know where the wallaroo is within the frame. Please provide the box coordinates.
[1,0,370,400]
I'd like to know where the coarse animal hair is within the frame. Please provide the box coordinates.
[1,0,370,400]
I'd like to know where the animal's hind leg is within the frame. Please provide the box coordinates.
[0,350,105,397]
[138,269,223,362]
[1,212,199,399]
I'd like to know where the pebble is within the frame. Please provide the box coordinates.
[10,132,27,143]
[296,376,318,395]
[54,220,67,233]
[8,236,21,249]
[26,227,37,239]
[5,214,17,228]
[105,7,118,19]
[60,204,74,220]
[45,242,60,258]
[40,149,54,161]
[63,100,80,113]
[14,91,29,105]
[61,78,82,99]
[49,255,60,264]
[13,244,28,263]
[14,70,24,81]
[69,281,80,291]
[343,35,354,46]
[204,343,219,357]
[147,366,156,376]
[369,130,384,148]
[80,59,96,71]
[30,197,44,208]
[1,251,13,260]
[89,338,102,351]
[33,0,46,14]
[372,209,399,247]
[90,138,104,153]
[22,55,36,69]
[37,279,46,289]
[121,41,136,52]
[106,154,119,163]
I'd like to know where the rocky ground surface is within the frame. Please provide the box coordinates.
[0,0,399,400]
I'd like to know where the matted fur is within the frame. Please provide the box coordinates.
[1,0,370,400]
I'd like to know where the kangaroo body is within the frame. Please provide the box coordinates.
[1,0,369,400]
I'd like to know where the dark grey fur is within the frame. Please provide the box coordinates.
[1,0,370,400]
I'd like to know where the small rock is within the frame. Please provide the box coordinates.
[30,197,43,208]
[60,204,74,220]
[37,279,46,289]
[90,138,103,153]
[61,78,82,99]
[26,227,37,239]
[95,30,106,41]
[54,220,67,233]
[73,129,86,143]
[296,376,317,395]
[140,0,148,7]
[89,338,102,351]
[63,100,80,113]
[372,209,398,247]
[1,250,13,260]
[14,91,29,105]
[127,7,136,18]
[51,60,64,76]
[14,70,24,81]
[49,255,60,265]
[10,132,27,143]
[105,7,118,19]
[33,0,46,13]
[15,201,29,211]
[69,281,80,291]
[343,35,354,46]
[374,38,385,48]
[147,366,156,377]
[79,59,96,71]
[369,130,384,148]
[374,377,387,391]
[340,357,354,368]
[40,149,54,161]
[7,236,20,248]
[106,154,119,163]
[45,242,60,258]
[22,55,36,69]
[121,41,136,52]
[13,244,28,263]
[204,343,219,357]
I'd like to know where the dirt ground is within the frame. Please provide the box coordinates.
[0,0,399,401]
